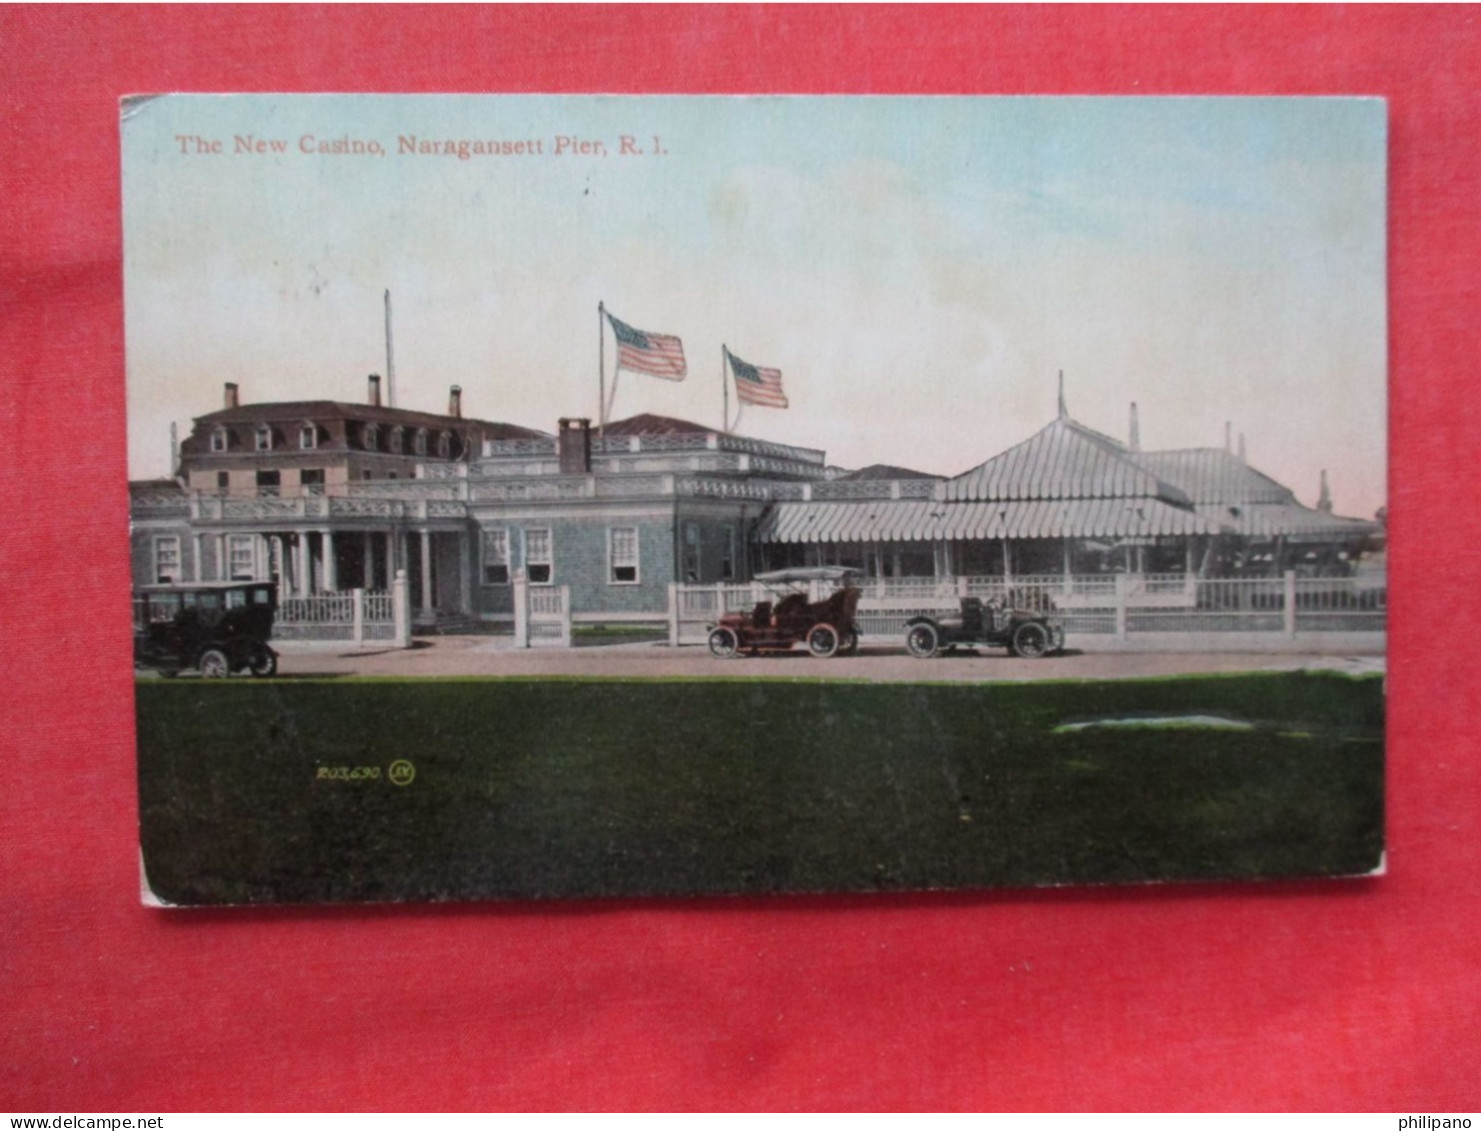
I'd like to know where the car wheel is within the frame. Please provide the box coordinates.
[248,649,278,678]
[839,629,860,656]
[197,648,231,678]
[807,623,840,658]
[905,622,939,659]
[708,626,740,659]
[1012,622,1050,659]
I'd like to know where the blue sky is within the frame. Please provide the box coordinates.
[123,95,1387,516]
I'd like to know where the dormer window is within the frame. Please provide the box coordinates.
[389,426,405,454]
[210,427,229,453]
[299,422,318,450]
[437,431,453,459]
[255,424,273,452]
[363,423,379,452]
[413,428,428,456]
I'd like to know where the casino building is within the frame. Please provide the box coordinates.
[130,378,1381,630]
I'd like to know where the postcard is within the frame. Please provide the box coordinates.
[124,95,1386,905]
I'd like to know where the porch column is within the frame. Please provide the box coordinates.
[192,533,203,581]
[363,532,375,590]
[419,528,434,616]
[1062,538,1073,598]
[217,534,226,581]
[295,532,309,596]
[322,529,337,591]
[384,528,396,592]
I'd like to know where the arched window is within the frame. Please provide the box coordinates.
[299,422,318,450]
[388,426,404,454]
[255,424,273,452]
[413,428,428,456]
[210,427,229,453]
[363,423,379,451]
[437,431,453,459]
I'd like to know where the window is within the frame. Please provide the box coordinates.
[683,523,701,583]
[210,427,229,453]
[482,529,510,586]
[363,424,379,451]
[300,469,325,496]
[299,423,318,450]
[389,426,404,454]
[255,469,280,496]
[228,535,255,580]
[722,527,736,581]
[153,536,181,584]
[609,527,639,584]
[215,471,229,492]
[255,424,273,452]
[437,431,453,458]
[413,428,428,455]
[362,470,374,480]
[524,528,552,584]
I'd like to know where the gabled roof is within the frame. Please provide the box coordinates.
[195,401,545,439]
[944,415,1190,506]
[602,413,715,436]
[1132,449,1294,505]
[836,463,941,482]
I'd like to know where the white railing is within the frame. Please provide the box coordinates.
[512,577,572,647]
[668,572,1386,647]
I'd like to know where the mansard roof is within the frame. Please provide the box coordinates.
[943,415,1191,506]
[194,400,546,439]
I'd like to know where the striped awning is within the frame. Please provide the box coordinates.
[756,497,1215,544]
[1198,503,1379,539]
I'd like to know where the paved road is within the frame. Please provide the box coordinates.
[271,636,1385,682]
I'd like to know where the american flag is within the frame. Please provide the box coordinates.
[727,348,789,409]
[606,312,687,380]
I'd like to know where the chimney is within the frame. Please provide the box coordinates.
[558,417,592,475]
[169,422,179,475]
[449,385,462,419]
[367,374,382,407]
[1128,402,1140,452]
[224,382,239,409]
[1318,469,1333,513]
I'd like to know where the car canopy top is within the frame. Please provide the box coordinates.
[752,566,861,586]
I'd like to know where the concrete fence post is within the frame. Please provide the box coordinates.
[512,571,529,649]
[668,583,680,647]
[559,585,572,648]
[1114,572,1129,639]
[1284,570,1298,638]
[392,569,411,647]
[352,587,365,645]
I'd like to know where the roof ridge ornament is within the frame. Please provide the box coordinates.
[1057,370,1067,419]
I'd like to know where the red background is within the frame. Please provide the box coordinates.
[3,5,1477,1111]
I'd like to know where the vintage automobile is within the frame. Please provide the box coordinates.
[707,566,863,659]
[903,594,1065,659]
[133,580,280,677]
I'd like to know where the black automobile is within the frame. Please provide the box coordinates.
[903,595,1065,659]
[133,581,279,677]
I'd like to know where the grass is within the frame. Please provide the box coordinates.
[135,671,1384,905]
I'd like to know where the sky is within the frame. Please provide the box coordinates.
[122,95,1387,517]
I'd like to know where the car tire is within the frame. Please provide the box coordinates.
[708,626,740,659]
[248,649,278,678]
[197,648,231,678]
[1012,621,1050,659]
[806,623,840,658]
[905,622,939,659]
[839,629,860,656]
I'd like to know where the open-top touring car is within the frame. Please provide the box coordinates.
[133,580,279,677]
[903,594,1065,659]
[707,566,863,659]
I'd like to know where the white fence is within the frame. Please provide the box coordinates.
[512,575,572,648]
[668,573,1386,647]
[272,574,411,647]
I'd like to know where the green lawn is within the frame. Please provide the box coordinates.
[136,672,1384,905]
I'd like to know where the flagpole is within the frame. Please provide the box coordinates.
[721,344,729,433]
[597,302,605,439]
[384,289,395,408]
